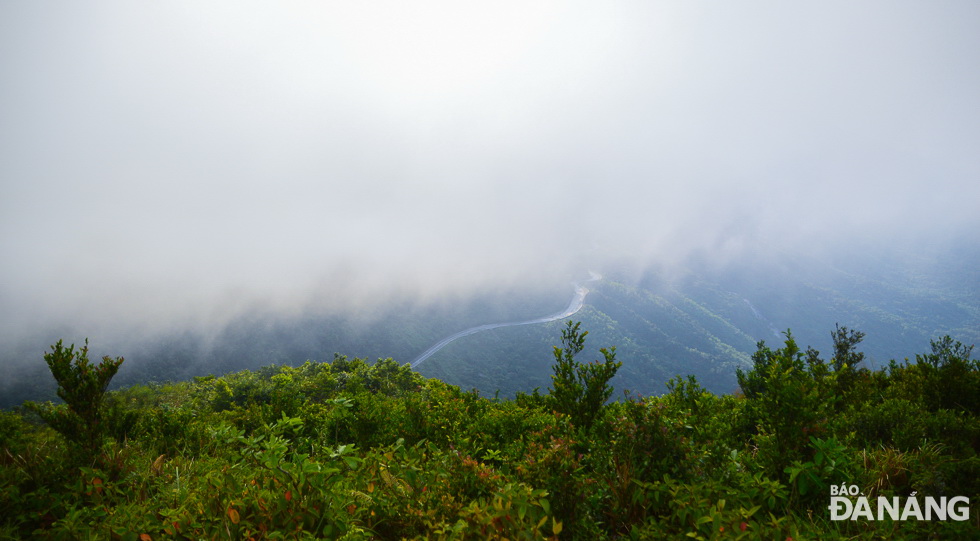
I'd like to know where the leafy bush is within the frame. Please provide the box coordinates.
[736,332,837,478]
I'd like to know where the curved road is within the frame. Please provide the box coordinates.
[410,271,602,368]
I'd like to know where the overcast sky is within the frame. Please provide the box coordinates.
[2,1,978,340]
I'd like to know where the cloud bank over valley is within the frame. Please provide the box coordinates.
[2,2,978,356]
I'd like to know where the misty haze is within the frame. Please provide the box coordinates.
[2,2,977,403]
[2,2,978,394]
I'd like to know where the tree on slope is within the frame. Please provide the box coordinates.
[549,321,621,432]
[26,339,124,461]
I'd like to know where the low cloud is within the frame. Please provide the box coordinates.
[2,2,978,347]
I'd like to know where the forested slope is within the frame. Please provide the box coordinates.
[417,246,980,398]
[4,245,976,409]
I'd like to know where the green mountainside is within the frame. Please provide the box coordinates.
[418,245,980,398]
[3,244,976,409]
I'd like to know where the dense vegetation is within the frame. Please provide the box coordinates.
[1,322,978,539]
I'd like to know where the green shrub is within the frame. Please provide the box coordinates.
[849,398,922,449]
[24,340,124,463]
[736,333,837,478]
[548,321,621,433]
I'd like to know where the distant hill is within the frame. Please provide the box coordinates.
[3,242,977,408]
[415,242,980,397]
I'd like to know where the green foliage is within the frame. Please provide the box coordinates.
[736,332,838,478]
[916,335,975,369]
[1,326,978,539]
[830,323,865,372]
[633,471,794,540]
[25,340,124,462]
[785,436,858,508]
[883,336,980,416]
[548,320,622,432]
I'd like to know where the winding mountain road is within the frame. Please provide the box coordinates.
[410,271,602,368]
